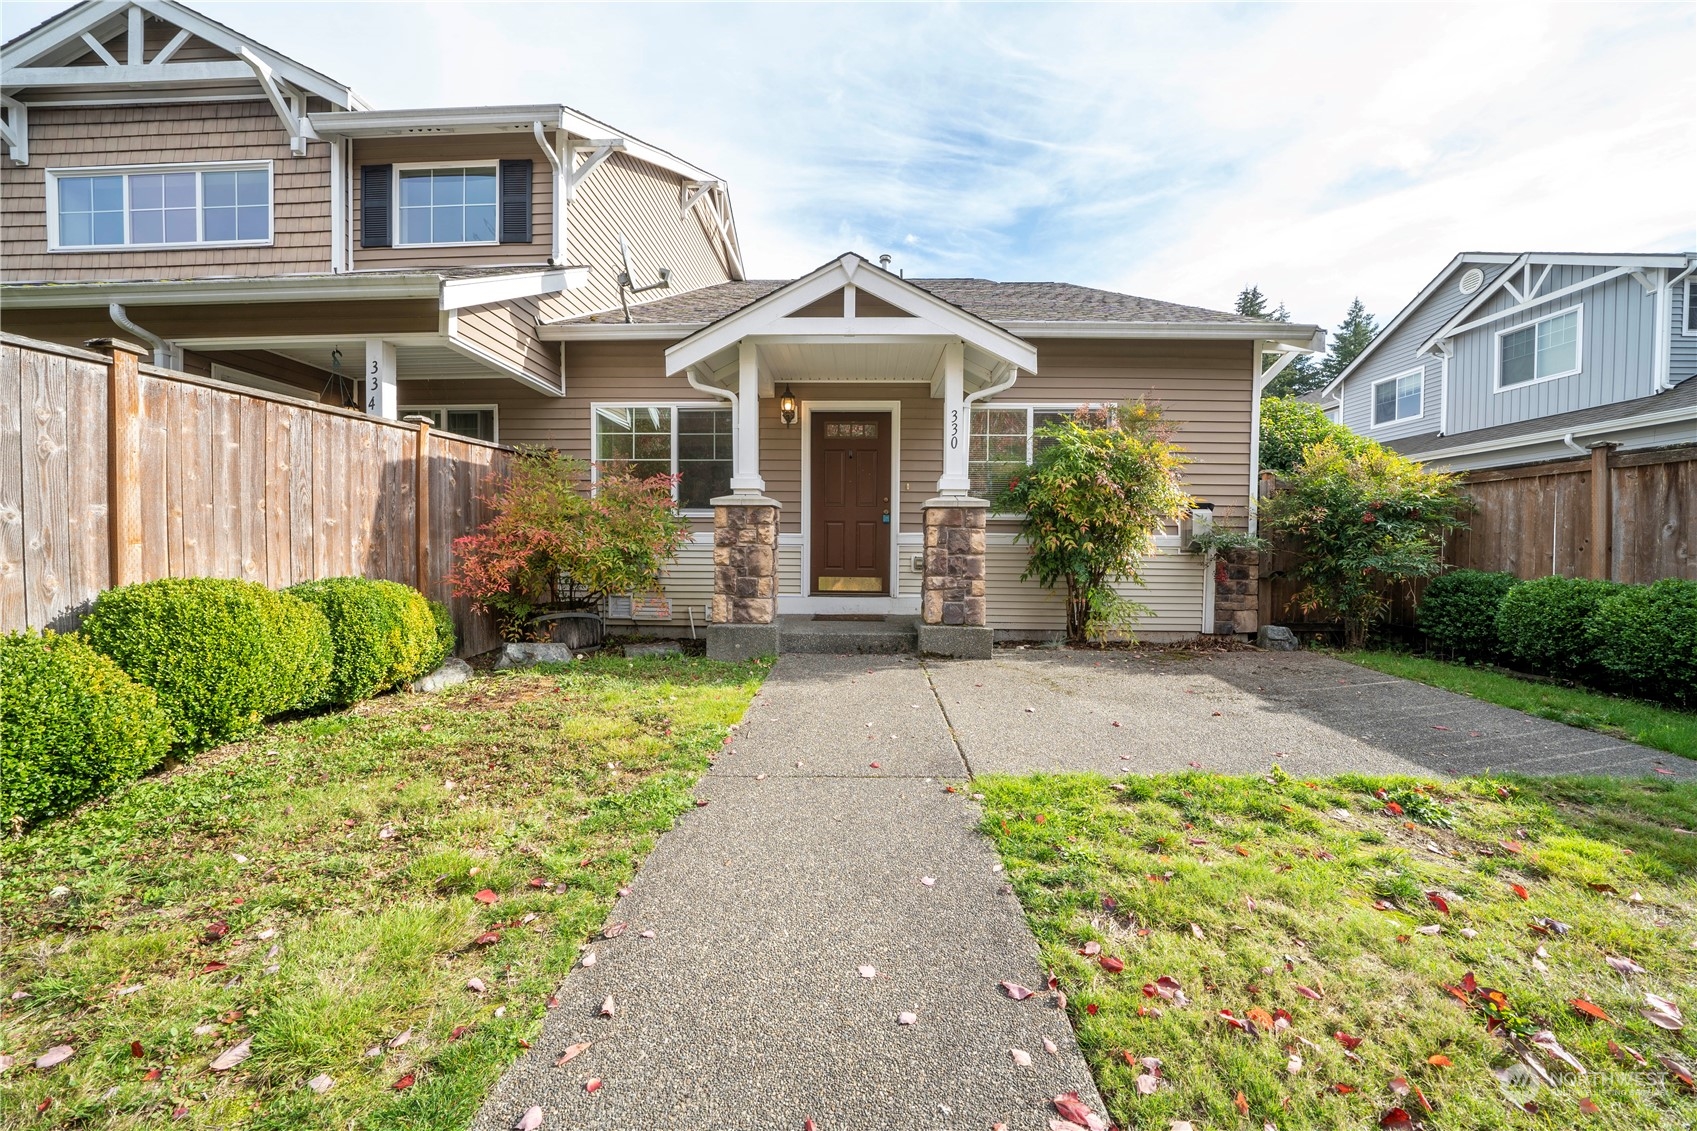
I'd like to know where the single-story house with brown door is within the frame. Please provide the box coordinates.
[396,253,1324,656]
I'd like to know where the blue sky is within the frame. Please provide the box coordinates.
[6,1,1693,332]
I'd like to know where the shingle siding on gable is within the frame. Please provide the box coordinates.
[1338,260,1509,441]
[0,101,332,281]
[1445,267,1658,434]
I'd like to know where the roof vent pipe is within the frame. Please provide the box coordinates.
[878,254,892,270]
[108,303,174,368]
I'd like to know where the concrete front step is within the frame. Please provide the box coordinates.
[777,614,918,655]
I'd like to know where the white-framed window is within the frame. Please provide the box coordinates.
[396,163,498,246]
[401,405,499,443]
[47,161,272,250]
[1370,368,1423,427]
[1684,279,1697,336]
[968,404,1077,498]
[592,403,732,512]
[1496,305,1581,391]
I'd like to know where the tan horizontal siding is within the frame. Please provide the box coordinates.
[451,299,559,391]
[546,151,734,320]
[351,135,552,269]
[1,101,331,281]
[985,539,1205,633]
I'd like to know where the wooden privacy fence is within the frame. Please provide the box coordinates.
[1257,443,1696,633]
[1,332,512,655]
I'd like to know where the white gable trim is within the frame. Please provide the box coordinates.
[664,254,1038,377]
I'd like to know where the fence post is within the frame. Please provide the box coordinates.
[414,421,431,593]
[1589,442,1615,581]
[88,338,146,588]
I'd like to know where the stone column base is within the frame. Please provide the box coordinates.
[921,497,989,627]
[1214,546,1259,635]
[707,622,781,661]
[917,623,993,659]
[712,494,781,626]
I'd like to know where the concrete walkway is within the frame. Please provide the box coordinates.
[473,650,1692,1131]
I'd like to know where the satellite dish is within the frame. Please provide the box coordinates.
[616,235,672,322]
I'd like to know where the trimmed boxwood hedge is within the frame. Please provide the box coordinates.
[286,578,449,706]
[1,630,174,828]
[82,577,332,752]
[1585,578,1697,706]
[1418,569,1519,661]
[1493,574,1615,678]
[427,599,457,671]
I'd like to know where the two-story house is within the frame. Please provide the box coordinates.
[3,0,1322,655]
[1323,252,1697,470]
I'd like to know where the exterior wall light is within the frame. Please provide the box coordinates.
[778,384,798,426]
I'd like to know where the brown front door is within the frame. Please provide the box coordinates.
[811,412,891,594]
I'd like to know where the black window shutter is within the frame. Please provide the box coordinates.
[499,159,533,244]
[360,164,392,248]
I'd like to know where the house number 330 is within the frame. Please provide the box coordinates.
[949,408,960,450]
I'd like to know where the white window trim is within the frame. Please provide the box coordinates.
[589,400,730,516]
[1684,279,1697,337]
[45,159,275,253]
[399,403,500,444]
[1493,303,1583,393]
[393,161,501,249]
[1368,367,1424,428]
[969,402,1081,514]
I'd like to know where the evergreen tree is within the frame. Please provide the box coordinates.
[1319,298,1379,384]
[1234,285,1269,319]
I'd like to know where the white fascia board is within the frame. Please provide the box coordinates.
[439,267,590,310]
[3,61,256,89]
[540,322,696,341]
[0,274,444,308]
[1404,406,1697,463]
[310,103,722,184]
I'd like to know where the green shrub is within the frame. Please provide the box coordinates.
[82,578,331,751]
[1585,578,1697,706]
[1418,569,1519,661]
[286,578,444,706]
[1,630,174,828]
[1493,575,1616,677]
[1259,396,1366,475]
[426,599,457,670]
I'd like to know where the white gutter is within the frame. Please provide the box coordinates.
[107,302,174,367]
[963,363,1019,408]
[685,364,737,418]
[2,274,448,308]
[543,319,1327,347]
[532,121,565,266]
[1410,405,1697,463]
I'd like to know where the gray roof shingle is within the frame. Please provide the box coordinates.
[563,276,1274,328]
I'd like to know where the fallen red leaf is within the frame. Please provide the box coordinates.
[1099,955,1125,974]
[1570,998,1613,1023]
[546,995,560,1009]
[1385,801,1404,815]
[1294,984,1323,1000]
[1330,1083,1356,1095]
[1334,1031,1363,1050]
[1578,1098,1600,1115]
[1053,1092,1100,1126]
[204,920,229,941]
[1653,767,1675,776]
[1000,981,1035,1000]
[1235,1091,1249,1116]
[200,962,228,974]
[1427,1054,1451,1067]
[1234,845,1251,857]
[1086,1003,1098,1015]
[1247,1007,1275,1029]
[393,1074,415,1091]
[451,1025,470,1041]
[1388,1076,1410,1096]
[36,1099,52,1114]
[1510,883,1529,900]
[143,1067,161,1080]
[473,889,498,905]
[1412,1083,1433,1112]
[473,931,500,946]
[1379,1109,1413,1130]
[528,877,546,888]
[585,1078,603,1093]
[130,1041,144,1058]
[1426,892,1450,915]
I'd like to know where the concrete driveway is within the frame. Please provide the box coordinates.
[926,648,1694,780]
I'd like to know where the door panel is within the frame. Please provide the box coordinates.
[811,412,891,594]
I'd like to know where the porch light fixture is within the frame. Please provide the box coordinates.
[778,384,798,426]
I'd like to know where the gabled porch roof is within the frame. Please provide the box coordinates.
[664,253,1039,396]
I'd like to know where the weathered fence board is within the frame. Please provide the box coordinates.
[0,333,510,655]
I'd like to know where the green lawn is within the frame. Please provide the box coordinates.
[980,770,1697,1131]
[1340,650,1697,761]
[0,655,767,1129]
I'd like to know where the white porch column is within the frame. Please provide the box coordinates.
[935,340,970,495]
[729,339,765,493]
[364,339,397,420]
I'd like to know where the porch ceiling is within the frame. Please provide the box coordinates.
[170,335,520,384]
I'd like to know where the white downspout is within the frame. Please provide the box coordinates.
[1658,262,1697,392]
[108,302,175,368]
[532,121,564,267]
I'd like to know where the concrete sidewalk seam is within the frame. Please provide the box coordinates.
[921,657,977,779]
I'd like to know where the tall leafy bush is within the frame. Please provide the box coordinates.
[1585,578,1697,705]
[1258,396,1365,475]
[286,578,445,706]
[451,449,689,638]
[1493,575,1616,678]
[996,401,1194,642]
[82,577,331,751]
[1260,438,1468,648]
[1,630,173,829]
[1418,569,1519,661]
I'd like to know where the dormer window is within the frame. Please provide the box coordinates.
[48,162,272,250]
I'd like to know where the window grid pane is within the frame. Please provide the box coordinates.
[969,407,1031,498]
[58,168,269,248]
[595,406,672,482]
[1501,327,1536,387]
[399,168,498,245]
[677,408,732,508]
[57,175,125,246]
[1373,380,1398,425]
[1534,312,1578,378]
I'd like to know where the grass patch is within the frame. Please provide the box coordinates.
[1340,650,1697,761]
[980,770,1697,1130]
[1,654,767,1129]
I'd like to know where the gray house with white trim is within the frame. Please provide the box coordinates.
[1324,252,1697,470]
